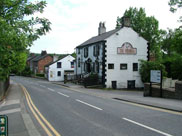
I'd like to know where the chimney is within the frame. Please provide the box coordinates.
[41,50,47,56]
[98,22,106,35]
[122,17,130,27]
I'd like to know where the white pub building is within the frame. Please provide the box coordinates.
[75,17,148,89]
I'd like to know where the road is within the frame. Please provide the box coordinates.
[11,76,182,136]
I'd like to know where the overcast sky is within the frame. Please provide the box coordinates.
[29,0,181,54]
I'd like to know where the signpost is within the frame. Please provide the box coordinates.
[0,115,8,136]
[150,70,163,97]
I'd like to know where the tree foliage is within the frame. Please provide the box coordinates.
[0,0,51,80]
[169,0,182,20]
[116,7,165,60]
[139,60,167,83]
[161,28,182,80]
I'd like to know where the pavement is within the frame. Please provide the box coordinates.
[52,81,182,112]
[0,80,40,136]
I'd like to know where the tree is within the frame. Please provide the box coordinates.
[139,60,167,83]
[116,7,164,60]
[161,28,182,79]
[169,0,182,22]
[0,0,51,81]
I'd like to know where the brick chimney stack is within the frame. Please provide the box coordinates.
[41,50,47,56]
[122,17,130,27]
[98,22,106,35]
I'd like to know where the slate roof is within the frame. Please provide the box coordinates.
[77,28,121,48]
[44,55,69,67]
[27,55,37,61]
[33,54,51,62]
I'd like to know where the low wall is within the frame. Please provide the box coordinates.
[0,77,10,100]
[144,81,182,100]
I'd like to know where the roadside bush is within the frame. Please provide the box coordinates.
[36,73,45,77]
[139,60,167,83]
[21,66,32,76]
[83,73,99,87]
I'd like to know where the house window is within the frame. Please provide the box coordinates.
[57,62,62,68]
[57,71,61,76]
[71,62,74,68]
[78,48,80,54]
[120,64,127,70]
[78,58,80,67]
[93,45,100,56]
[133,63,138,71]
[93,46,96,56]
[96,61,99,73]
[96,45,100,56]
[108,64,114,69]
[92,62,95,72]
[84,47,88,58]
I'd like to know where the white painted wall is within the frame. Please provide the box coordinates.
[105,27,148,88]
[48,55,75,81]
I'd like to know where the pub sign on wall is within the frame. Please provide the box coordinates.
[117,42,137,55]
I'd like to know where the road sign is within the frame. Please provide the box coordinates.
[150,70,161,83]
[0,115,8,136]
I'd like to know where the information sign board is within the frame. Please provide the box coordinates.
[150,70,161,83]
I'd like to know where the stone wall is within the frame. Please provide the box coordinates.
[0,78,10,100]
[144,81,182,100]
[175,81,182,99]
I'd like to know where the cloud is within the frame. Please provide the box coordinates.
[30,0,181,54]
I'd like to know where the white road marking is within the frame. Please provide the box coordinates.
[0,108,21,115]
[47,88,55,92]
[122,118,173,136]
[57,92,70,98]
[40,85,46,88]
[76,99,103,111]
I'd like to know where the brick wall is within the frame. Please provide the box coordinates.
[144,82,182,100]
[38,56,53,73]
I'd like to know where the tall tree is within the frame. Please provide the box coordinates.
[116,7,164,60]
[169,0,182,21]
[0,0,51,80]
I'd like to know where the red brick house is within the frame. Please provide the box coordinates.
[32,51,53,74]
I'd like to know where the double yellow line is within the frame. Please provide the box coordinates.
[21,85,61,136]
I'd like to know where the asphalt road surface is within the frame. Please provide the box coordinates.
[12,76,182,136]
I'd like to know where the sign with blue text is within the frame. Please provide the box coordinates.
[150,70,161,83]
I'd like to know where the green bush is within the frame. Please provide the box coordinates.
[171,56,182,80]
[139,60,167,83]
[36,73,45,77]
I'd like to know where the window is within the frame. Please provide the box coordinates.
[71,62,74,68]
[92,62,95,72]
[78,48,80,54]
[93,46,96,56]
[108,64,114,69]
[57,62,62,68]
[120,64,127,70]
[96,45,100,56]
[93,45,100,56]
[78,58,80,67]
[96,61,99,73]
[133,63,138,71]
[84,47,88,58]
[57,71,61,76]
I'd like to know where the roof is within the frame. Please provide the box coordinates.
[27,55,37,61]
[77,28,121,48]
[44,55,72,67]
[33,54,52,62]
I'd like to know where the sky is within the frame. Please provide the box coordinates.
[29,0,181,54]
